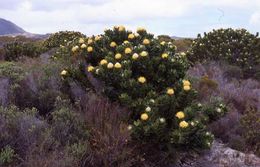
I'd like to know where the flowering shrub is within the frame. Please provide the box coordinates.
[187,28,260,77]
[63,26,227,157]
[43,31,85,49]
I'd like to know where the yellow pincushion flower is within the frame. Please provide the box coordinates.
[143,39,150,45]
[160,41,166,45]
[87,39,93,44]
[161,53,169,59]
[118,25,125,32]
[175,111,185,119]
[110,42,117,48]
[140,51,148,57]
[87,66,94,72]
[124,40,129,44]
[183,85,191,91]
[100,59,108,65]
[115,53,122,60]
[137,27,146,33]
[107,62,114,69]
[125,48,132,54]
[167,88,174,95]
[179,121,189,128]
[132,53,139,60]
[71,46,79,52]
[138,76,146,84]
[81,44,87,49]
[140,113,149,121]
[128,33,135,39]
[79,38,85,44]
[87,46,93,52]
[114,62,122,69]
[182,80,191,86]
[60,70,67,76]
[95,35,101,41]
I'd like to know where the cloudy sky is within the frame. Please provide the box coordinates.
[0,0,260,37]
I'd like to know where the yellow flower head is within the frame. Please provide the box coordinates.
[140,51,148,57]
[100,59,108,65]
[183,80,191,86]
[137,27,146,33]
[87,39,93,44]
[125,48,132,54]
[87,66,94,72]
[175,111,185,119]
[123,40,129,44]
[81,44,87,49]
[132,53,139,60]
[95,35,101,41]
[107,62,114,69]
[79,38,85,44]
[110,42,117,48]
[114,62,122,69]
[179,121,189,128]
[138,76,146,84]
[60,70,67,76]
[167,88,174,95]
[118,25,125,32]
[71,46,79,52]
[161,53,169,59]
[143,39,150,45]
[141,113,149,121]
[160,41,166,45]
[115,53,122,60]
[183,85,191,91]
[87,46,93,52]
[128,33,135,39]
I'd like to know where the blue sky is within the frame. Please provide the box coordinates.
[0,0,259,37]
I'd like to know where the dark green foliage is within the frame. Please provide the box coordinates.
[187,28,260,77]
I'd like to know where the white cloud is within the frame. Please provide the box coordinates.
[0,0,260,36]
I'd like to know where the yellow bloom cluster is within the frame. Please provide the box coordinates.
[161,53,168,59]
[71,46,79,52]
[179,121,189,128]
[175,111,185,119]
[88,39,93,44]
[138,76,146,84]
[143,39,150,45]
[79,38,85,44]
[125,48,132,54]
[141,113,149,121]
[132,53,139,60]
[87,46,93,52]
[87,66,94,72]
[140,51,148,57]
[167,88,174,95]
[107,62,114,69]
[60,70,67,76]
[137,27,146,33]
[183,80,191,91]
[128,33,135,39]
[114,62,122,69]
[81,44,87,49]
[110,42,117,48]
[100,59,108,65]
[115,53,122,60]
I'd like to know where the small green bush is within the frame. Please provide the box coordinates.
[187,28,260,77]
[43,31,85,49]
[240,107,260,156]
[0,146,16,165]
[3,41,43,61]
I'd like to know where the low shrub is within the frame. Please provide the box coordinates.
[0,146,16,166]
[61,26,228,163]
[3,41,43,61]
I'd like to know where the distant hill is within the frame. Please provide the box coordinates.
[0,18,48,39]
[0,18,26,35]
